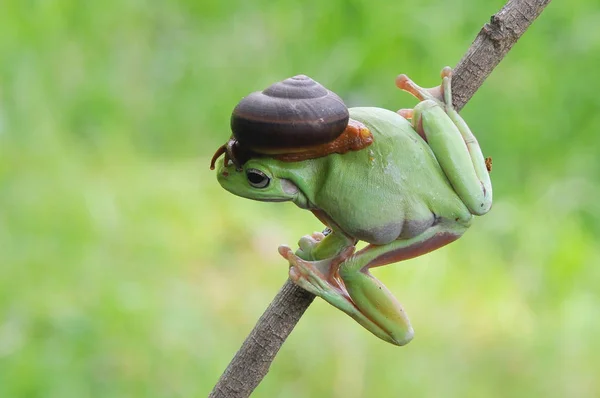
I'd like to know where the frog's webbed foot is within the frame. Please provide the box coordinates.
[278,245,354,299]
[278,245,354,295]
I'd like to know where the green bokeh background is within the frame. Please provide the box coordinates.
[2,0,599,397]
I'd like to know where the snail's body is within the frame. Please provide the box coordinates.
[213,68,492,345]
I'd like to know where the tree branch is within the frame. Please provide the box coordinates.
[209,0,551,396]
[209,280,314,398]
[452,0,552,111]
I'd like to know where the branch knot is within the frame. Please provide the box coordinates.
[483,14,519,52]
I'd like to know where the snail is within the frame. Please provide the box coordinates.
[210,75,373,170]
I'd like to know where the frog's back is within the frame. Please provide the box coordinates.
[312,107,469,244]
[344,107,456,200]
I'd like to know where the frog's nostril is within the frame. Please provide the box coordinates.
[222,170,229,177]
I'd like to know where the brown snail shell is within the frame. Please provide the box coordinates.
[230,75,349,152]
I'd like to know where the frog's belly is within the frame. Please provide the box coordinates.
[352,215,436,245]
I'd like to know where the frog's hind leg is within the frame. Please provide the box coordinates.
[399,67,493,215]
[282,223,467,345]
[438,68,493,214]
[336,223,465,345]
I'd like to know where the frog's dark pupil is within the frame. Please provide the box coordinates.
[248,172,264,184]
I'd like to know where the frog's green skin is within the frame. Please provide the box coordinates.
[216,70,492,345]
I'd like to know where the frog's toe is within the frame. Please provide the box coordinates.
[280,245,311,272]
[278,244,294,261]
[397,108,414,120]
[311,231,326,241]
[297,233,322,255]
[439,67,455,109]
[396,73,444,103]
[440,66,452,79]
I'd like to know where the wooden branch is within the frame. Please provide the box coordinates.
[209,0,552,396]
[208,280,314,397]
[452,0,552,111]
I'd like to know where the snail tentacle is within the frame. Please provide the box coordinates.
[209,138,246,171]
[210,144,227,170]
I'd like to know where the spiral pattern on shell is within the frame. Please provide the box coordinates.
[230,75,349,151]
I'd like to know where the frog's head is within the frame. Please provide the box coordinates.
[216,157,312,209]
[212,74,346,209]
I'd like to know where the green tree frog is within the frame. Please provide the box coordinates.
[212,67,492,345]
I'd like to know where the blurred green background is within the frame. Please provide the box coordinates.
[1,0,600,397]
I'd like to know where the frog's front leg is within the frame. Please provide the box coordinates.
[397,67,493,215]
[280,223,467,346]
[280,243,401,345]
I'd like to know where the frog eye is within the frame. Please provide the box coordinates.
[246,168,270,189]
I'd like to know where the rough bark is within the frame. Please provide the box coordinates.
[452,0,552,111]
[209,0,552,396]
[209,281,314,398]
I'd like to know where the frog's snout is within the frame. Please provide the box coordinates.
[216,159,240,190]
